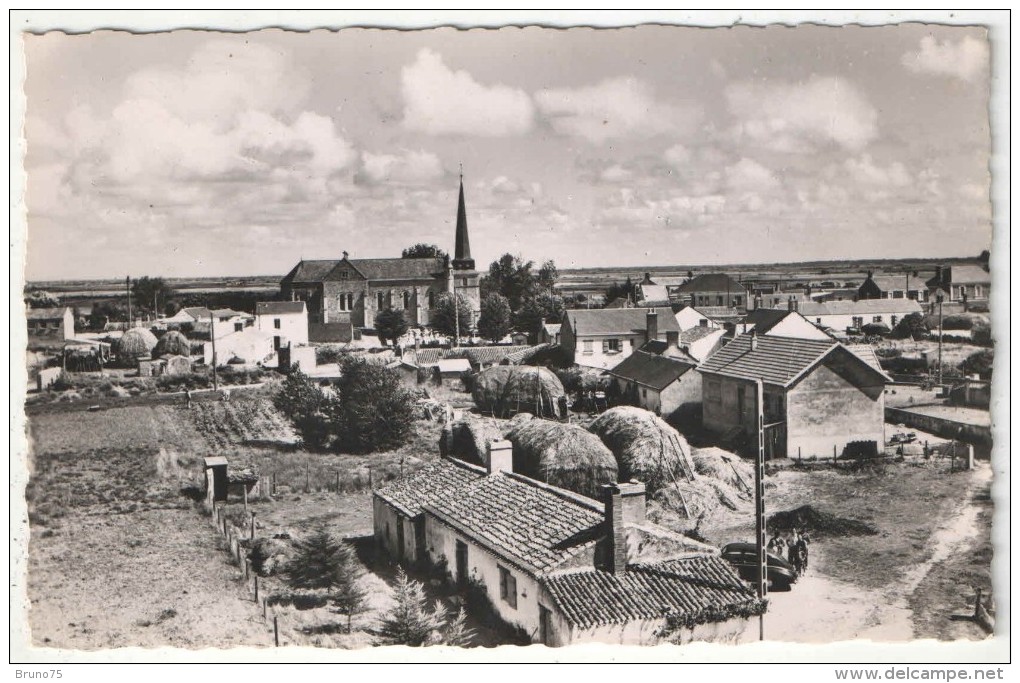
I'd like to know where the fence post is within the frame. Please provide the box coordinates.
[272,472,277,496]
[250,511,256,540]
[368,467,373,489]
[833,445,837,467]
[274,615,279,647]
[336,470,341,494]
[305,466,310,493]
[254,575,259,603]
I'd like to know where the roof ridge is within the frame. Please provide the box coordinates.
[501,471,604,513]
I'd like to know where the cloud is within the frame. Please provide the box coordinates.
[663,144,691,170]
[725,158,780,192]
[600,165,633,183]
[726,76,878,151]
[359,149,444,186]
[842,155,911,187]
[535,77,700,144]
[902,35,989,82]
[401,49,534,136]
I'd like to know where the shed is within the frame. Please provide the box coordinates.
[204,456,228,504]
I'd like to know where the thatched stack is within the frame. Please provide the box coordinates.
[154,330,190,358]
[439,414,504,466]
[471,365,565,419]
[691,447,755,495]
[589,406,695,493]
[503,417,617,499]
[117,327,159,365]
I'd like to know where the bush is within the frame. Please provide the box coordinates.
[273,369,332,449]
[891,313,929,340]
[942,315,974,330]
[960,349,994,379]
[874,347,902,359]
[879,356,929,375]
[315,344,349,365]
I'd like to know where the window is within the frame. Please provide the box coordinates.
[338,293,353,311]
[717,295,724,306]
[427,291,435,309]
[816,318,822,325]
[603,338,621,353]
[339,270,349,279]
[976,285,983,298]
[498,566,518,608]
[402,291,411,309]
[872,316,883,324]
[273,318,281,329]
[582,340,593,355]
[377,292,386,309]
[891,315,898,327]
[852,316,863,328]
[705,380,721,404]
[234,322,244,332]
[733,296,742,307]
[641,388,647,399]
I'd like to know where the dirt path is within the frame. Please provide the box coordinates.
[764,463,991,642]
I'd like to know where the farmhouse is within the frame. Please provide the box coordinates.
[26,306,75,341]
[857,271,931,302]
[926,264,990,306]
[164,306,212,325]
[608,350,700,417]
[698,332,890,460]
[280,177,481,332]
[560,308,680,370]
[374,443,760,646]
[675,273,748,311]
[255,301,309,349]
[538,323,561,346]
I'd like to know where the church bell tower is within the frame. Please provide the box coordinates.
[448,172,481,325]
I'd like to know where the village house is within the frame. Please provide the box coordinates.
[374,442,762,646]
[207,308,254,340]
[255,301,309,350]
[698,332,890,460]
[538,322,561,346]
[675,273,748,312]
[560,308,680,370]
[164,306,213,326]
[676,326,727,361]
[608,350,700,417]
[673,304,722,332]
[734,308,833,341]
[857,271,931,302]
[780,298,923,337]
[26,306,75,341]
[280,178,481,335]
[925,264,990,307]
[636,272,691,304]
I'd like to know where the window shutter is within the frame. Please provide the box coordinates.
[602,340,609,353]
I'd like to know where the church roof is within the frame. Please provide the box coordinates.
[284,257,445,284]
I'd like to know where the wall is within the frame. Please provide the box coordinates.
[689,290,747,311]
[289,345,317,372]
[256,311,308,347]
[572,333,649,370]
[675,308,720,332]
[885,406,992,446]
[685,329,727,361]
[373,497,420,564]
[786,355,885,458]
[203,328,276,366]
[424,514,543,642]
[701,374,756,437]
[763,316,832,340]
[565,613,756,646]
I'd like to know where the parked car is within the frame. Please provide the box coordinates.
[721,542,799,591]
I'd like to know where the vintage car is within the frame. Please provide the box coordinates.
[721,542,799,591]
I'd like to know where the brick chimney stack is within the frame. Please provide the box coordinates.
[646,309,659,342]
[486,440,513,475]
[602,481,646,575]
[666,330,679,350]
[750,328,759,351]
[787,296,795,312]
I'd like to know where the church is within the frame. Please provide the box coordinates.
[280,177,482,335]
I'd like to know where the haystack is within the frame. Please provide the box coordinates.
[691,447,755,495]
[503,418,617,499]
[117,327,158,365]
[472,365,565,419]
[589,406,695,493]
[439,414,504,466]
[154,330,190,358]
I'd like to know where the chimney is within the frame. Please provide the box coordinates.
[486,440,513,475]
[792,298,799,313]
[750,328,759,351]
[601,481,646,575]
[935,265,943,283]
[787,296,795,312]
[753,294,762,310]
[867,269,874,279]
[666,330,679,350]
[342,250,349,260]
[646,309,659,341]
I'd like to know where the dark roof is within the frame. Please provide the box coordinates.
[375,458,486,518]
[943,265,991,285]
[404,347,444,367]
[698,334,888,387]
[692,306,745,321]
[255,301,306,315]
[676,273,745,293]
[211,308,249,318]
[608,351,695,390]
[285,257,445,284]
[741,308,794,334]
[863,274,925,293]
[564,308,680,337]
[843,344,883,374]
[541,556,758,630]
[502,343,552,365]
[793,299,923,317]
[285,259,344,283]
[424,472,605,576]
[180,306,213,320]
[26,307,71,321]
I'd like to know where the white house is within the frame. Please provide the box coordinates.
[26,306,75,341]
[735,308,833,341]
[203,327,275,366]
[786,299,923,337]
[560,307,680,370]
[255,301,309,349]
[209,308,254,340]
[677,326,727,361]
[674,305,723,332]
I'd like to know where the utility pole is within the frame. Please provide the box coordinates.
[936,293,944,386]
[754,378,767,641]
[209,312,219,390]
[126,276,132,328]
[453,277,460,348]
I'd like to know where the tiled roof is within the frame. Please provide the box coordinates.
[679,326,723,344]
[453,345,533,366]
[565,307,680,337]
[285,257,446,283]
[944,265,991,285]
[541,556,758,630]
[843,344,883,374]
[285,259,343,283]
[741,308,794,334]
[180,306,213,320]
[374,458,486,518]
[405,347,444,366]
[608,351,695,390]
[211,308,250,318]
[640,339,699,362]
[255,301,306,315]
[792,299,922,317]
[864,275,924,293]
[25,307,71,321]
[437,358,472,373]
[650,276,689,288]
[503,343,552,365]
[698,334,837,387]
[676,273,745,293]
[424,472,605,576]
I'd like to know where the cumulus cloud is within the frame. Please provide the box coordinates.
[359,149,444,186]
[663,144,691,170]
[401,49,534,136]
[902,35,989,82]
[535,77,700,144]
[725,158,780,192]
[842,155,911,187]
[726,76,878,151]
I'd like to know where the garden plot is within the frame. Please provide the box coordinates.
[187,398,297,451]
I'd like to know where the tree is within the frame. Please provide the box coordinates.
[273,369,332,449]
[960,348,994,379]
[284,529,368,634]
[481,253,538,311]
[514,292,566,343]
[537,259,558,292]
[442,607,473,647]
[891,312,929,340]
[377,568,452,647]
[89,301,126,329]
[430,292,474,338]
[375,308,409,346]
[605,277,634,305]
[332,357,418,453]
[402,243,448,261]
[25,290,60,309]
[477,293,513,343]
[130,277,176,315]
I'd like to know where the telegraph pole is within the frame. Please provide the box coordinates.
[755,378,767,641]
[209,312,219,390]
[126,276,132,328]
[936,294,944,386]
[452,277,460,348]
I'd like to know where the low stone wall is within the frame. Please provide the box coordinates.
[885,406,992,447]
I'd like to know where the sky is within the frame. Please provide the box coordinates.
[21,24,992,281]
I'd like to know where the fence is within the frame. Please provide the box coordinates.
[885,406,992,447]
[246,463,387,501]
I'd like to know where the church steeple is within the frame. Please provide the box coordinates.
[452,170,475,271]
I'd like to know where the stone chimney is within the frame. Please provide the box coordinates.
[666,330,679,350]
[750,328,759,351]
[787,296,795,312]
[602,481,646,575]
[934,265,944,284]
[646,309,659,342]
[486,440,513,475]
[342,250,349,260]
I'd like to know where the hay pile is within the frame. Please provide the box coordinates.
[439,414,504,466]
[692,447,755,495]
[504,417,617,499]
[589,407,695,493]
[116,328,159,365]
[154,330,190,357]
[472,365,565,419]
[769,505,878,537]
[647,447,760,531]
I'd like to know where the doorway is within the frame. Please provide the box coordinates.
[455,540,468,587]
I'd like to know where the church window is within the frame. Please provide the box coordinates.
[338,293,353,311]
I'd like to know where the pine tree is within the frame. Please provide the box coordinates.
[330,543,369,634]
[377,568,448,646]
[285,528,350,590]
[442,607,474,646]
